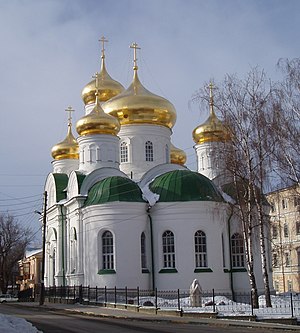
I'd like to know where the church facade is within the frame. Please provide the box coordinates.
[44,41,272,293]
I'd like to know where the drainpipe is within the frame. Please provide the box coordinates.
[227,205,235,300]
[60,205,66,287]
[147,207,155,291]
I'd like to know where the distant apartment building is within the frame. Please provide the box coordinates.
[267,185,300,293]
[17,248,42,293]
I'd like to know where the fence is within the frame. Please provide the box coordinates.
[41,286,300,318]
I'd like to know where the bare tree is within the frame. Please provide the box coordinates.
[273,58,300,187]
[0,213,32,294]
[193,68,275,307]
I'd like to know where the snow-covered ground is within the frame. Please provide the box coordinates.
[0,313,42,333]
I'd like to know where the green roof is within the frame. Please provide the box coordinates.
[85,176,145,206]
[149,170,223,202]
[52,173,68,202]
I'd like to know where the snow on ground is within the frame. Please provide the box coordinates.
[0,313,42,333]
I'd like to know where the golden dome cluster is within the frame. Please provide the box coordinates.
[76,93,120,136]
[51,107,79,160]
[193,84,230,144]
[102,42,176,129]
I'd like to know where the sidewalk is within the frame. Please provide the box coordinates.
[13,301,300,331]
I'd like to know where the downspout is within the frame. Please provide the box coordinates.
[227,205,235,300]
[147,207,155,291]
[60,205,66,287]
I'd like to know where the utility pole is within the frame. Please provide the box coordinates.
[40,191,47,305]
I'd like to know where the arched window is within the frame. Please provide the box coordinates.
[120,142,128,163]
[195,230,207,268]
[141,232,147,269]
[162,230,175,268]
[102,231,114,270]
[231,233,244,268]
[145,141,154,162]
[70,228,77,274]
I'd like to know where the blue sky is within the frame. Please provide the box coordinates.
[0,0,299,241]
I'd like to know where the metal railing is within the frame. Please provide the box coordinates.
[41,285,300,318]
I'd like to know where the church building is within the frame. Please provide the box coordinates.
[44,39,272,293]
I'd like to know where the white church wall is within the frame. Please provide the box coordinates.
[118,125,172,181]
[150,201,232,291]
[81,202,149,289]
[52,159,79,174]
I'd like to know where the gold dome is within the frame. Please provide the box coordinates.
[81,40,124,105]
[77,80,120,136]
[192,84,230,144]
[170,143,186,165]
[102,43,176,129]
[51,110,79,160]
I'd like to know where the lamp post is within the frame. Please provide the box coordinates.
[36,191,47,305]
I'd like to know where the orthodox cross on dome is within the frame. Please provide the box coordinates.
[99,36,108,59]
[208,82,216,115]
[92,72,100,103]
[65,106,75,127]
[130,42,141,71]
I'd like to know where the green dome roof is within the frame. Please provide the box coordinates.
[149,170,223,202]
[85,176,145,206]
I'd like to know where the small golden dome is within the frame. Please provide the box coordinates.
[51,109,79,160]
[77,75,121,136]
[192,83,230,144]
[81,60,124,105]
[81,39,124,105]
[170,143,186,165]
[102,42,176,129]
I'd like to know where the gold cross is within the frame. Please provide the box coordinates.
[92,72,100,93]
[65,106,75,126]
[130,42,141,70]
[99,36,108,58]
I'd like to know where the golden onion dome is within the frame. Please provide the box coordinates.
[192,83,230,144]
[51,109,79,160]
[102,42,176,129]
[77,78,120,136]
[81,42,124,105]
[170,143,186,165]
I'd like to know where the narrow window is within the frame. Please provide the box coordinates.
[194,230,207,268]
[272,253,278,267]
[120,142,128,163]
[102,231,114,270]
[294,197,300,207]
[165,145,169,163]
[145,141,154,162]
[162,230,175,268]
[297,249,300,267]
[272,225,278,239]
[231,233,244,268]
[296,222,300,235]
[141,232,147,269]
[284,224,289,238]
[285,252,290,267]
[52,248,56,285]
[70,228,77,273]
[282,199,287,210]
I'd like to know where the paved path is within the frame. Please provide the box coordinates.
[5,301,300,331]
